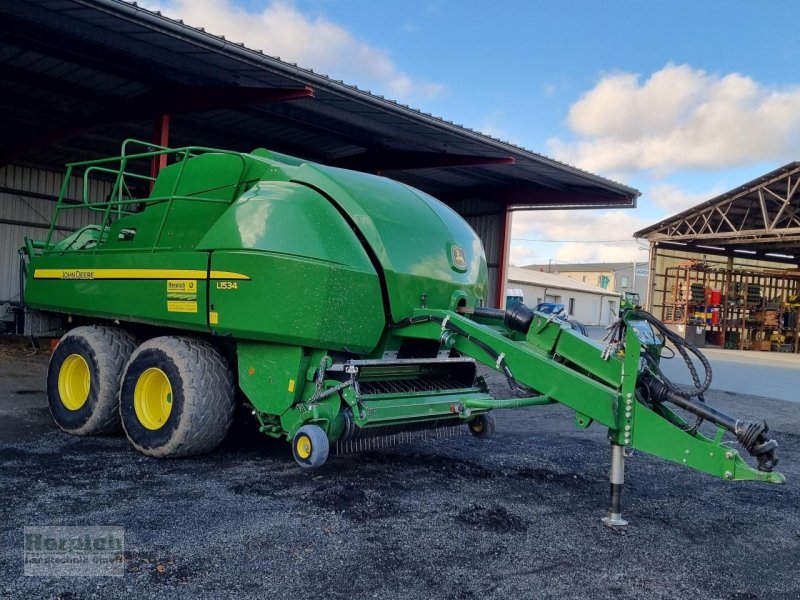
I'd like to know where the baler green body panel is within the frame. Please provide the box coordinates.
[198,181,385,350]
[24,251,211,331]
[290,163,489,319]
[26,148,487,351]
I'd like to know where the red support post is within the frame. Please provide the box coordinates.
[495,206,511,309]
[150,113,170,187]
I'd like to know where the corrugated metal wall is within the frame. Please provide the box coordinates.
[448,198,505,308]
[0,164,108,302]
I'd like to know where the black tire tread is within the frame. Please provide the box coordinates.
[50,325,136,436]
[121,336,235,458]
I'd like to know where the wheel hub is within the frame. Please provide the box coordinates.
[134,367,173,430]
[295,434,312,459]
[58,354,91,411]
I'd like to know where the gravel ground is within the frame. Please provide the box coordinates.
[1,336,799,600]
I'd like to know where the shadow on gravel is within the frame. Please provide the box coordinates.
[2,392,799,600]
[456,504,528,533]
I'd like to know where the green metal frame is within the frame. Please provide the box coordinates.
[41,139,249,254]
[387,309,784,484]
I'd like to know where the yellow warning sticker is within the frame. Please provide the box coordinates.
[209,311,219,324]
[288,379,296,393]
[167,300,198,313]
[167,280,197,313]
[167,280,197,293]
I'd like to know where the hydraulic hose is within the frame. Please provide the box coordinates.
[631,309,712,397]
[629,309,778,472]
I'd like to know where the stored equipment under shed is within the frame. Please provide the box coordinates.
[637,162,800,353]
[20,141,785,525]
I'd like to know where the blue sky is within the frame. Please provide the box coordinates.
[145,0,800,265]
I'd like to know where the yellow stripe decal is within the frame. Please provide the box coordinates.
[33,269,250,281]
[210,271,250,280]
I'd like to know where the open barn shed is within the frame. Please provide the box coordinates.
[636,162,800,352]
[0,0,638,316]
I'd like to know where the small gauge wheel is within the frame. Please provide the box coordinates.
[468,412,496,439]
[292,424,330,468]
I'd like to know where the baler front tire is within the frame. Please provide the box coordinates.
[468,412,496,439]
[47,325,136,436]
[119,336,235,458]
[292,425,330,469]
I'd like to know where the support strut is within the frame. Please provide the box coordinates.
[601,444,628,527]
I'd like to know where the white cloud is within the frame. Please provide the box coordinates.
[553,242,645,264]
[509,244,538,266]
[549,63,800,176]
[510,208,653,264]
[648,183,723,212]
[511,208,652,244]
[140,0,444,101]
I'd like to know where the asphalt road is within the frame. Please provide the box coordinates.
[1,336,799,599]
[586,325,800,404]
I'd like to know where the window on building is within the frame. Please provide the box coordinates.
[581,276,587,282]
[620,275,629,288]
[568,298,575,315]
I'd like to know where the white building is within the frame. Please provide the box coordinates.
[506,266,622,325]
[524,261,650,301]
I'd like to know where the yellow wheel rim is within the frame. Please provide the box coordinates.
[134,367,173,430]
[295,434,312,460]
[58,354,91,411]
[472,420,484,433]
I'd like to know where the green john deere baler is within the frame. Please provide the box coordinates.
[21,140,783,525]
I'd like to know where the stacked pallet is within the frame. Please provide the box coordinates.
[753,310,780,328]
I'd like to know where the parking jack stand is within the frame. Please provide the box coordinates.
[602,443,628,527]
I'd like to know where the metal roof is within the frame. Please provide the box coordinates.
[0,0,639,209]
[507,266,621,296]
[635,162,800,265]
[524,262,645,273]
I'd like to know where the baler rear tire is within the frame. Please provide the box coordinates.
[47,325,136,436]
[119,336,235,458]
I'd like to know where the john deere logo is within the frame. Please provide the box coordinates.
[451,245,467,270]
